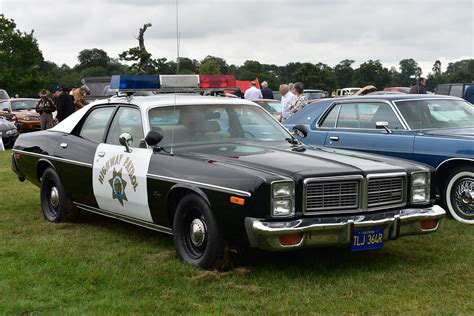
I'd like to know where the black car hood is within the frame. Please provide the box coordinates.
[420,127,474,139]
[177,142,422,179]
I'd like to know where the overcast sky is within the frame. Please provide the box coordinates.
[1,0,473,75]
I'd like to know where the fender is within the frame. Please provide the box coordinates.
[436,158,474,171]
[36,158,56,181]
[167,183,211,207]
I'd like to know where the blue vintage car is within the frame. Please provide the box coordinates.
[284,95,474,224]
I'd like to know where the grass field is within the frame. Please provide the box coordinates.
[0,149,473,314]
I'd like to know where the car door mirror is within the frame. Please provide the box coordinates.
[293,125,308,138]
[119,132,133,153]
[375,121,392,134]
[145,130,163,147]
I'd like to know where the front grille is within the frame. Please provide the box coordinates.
[305,180,359,212]
[367,176,404,208]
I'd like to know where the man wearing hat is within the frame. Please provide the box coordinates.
[72,85,89,111]
[36,89,56,130]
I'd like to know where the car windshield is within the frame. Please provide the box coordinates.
[148,104,290,146]
[395,99,474,129]
[11,100,37,111]
[256,101,282,113]
[0,91,9,100]
[305,92,325,99]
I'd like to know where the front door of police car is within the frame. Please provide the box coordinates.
[92,106,153,222]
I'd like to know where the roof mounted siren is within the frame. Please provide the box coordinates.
[109,75,161,96]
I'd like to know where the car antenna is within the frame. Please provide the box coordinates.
[169,0,180,156]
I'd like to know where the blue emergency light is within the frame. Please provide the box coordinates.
[110,75,160,91]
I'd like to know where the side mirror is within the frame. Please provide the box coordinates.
[376,121,392,134]
[293,124,308,138]
[145,130,163,147]
[119,132,133,153]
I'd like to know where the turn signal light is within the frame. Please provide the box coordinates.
[279,233,302,246]
[420,219,438,230]
[230,196,245,205]
[14,153,21,159]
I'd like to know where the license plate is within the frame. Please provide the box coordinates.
[351,228,384,252]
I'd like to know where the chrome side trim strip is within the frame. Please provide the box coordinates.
[74,202,173,235]
[436,158,474,171]
[12,149,93,168]
[147,173,252,197]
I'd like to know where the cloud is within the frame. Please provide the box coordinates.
[1,0,472,75]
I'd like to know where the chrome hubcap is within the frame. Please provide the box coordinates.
[189,218,207,247]
[454,178,474,215]
[50,187,59,208]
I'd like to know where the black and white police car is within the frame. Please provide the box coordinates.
[12,75,445,268]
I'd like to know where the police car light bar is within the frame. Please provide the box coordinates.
[199,75,237,89]
[110,75,161,91]
[160,75,200,89]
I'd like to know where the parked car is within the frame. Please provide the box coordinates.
[435,83,474,103]
[11,77,445,268]
[384,87,410,94]
[0,89,10,101]
[304,89,326,101]
[284,94,474,224]
[336,87,360,96]
[0,118,19,148]
[0,98,41,132]
[252,99,282,121]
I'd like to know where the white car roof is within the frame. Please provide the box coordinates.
[51,94,258,134]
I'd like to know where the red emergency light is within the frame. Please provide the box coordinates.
[199,75,236,89]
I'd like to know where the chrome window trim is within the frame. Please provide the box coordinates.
[303,175,363,215]
[436,158,474,171]
[147,173,252,197]
[12,149,92,168]
[316,100,409,131]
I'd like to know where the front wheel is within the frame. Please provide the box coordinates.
[443,166,474,224]
[173,194,226,269]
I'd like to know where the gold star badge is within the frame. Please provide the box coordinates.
[109,168,128,206]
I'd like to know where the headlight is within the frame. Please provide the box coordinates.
[271,181,295,217]
[411,172,430,204]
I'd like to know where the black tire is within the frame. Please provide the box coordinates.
[172,194,226,269]
[442,165,474,224]
[40,168,80,222]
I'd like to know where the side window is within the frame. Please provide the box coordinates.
[79,107,115,143]
[449,85,463,98]
[106,107,144,148]
[336,103,402,129]
[320,104,340,127]
[436,85,450,95]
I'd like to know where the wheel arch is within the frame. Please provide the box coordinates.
[36,159,56,182]
[436,158,474,186]
[166,184,211,225]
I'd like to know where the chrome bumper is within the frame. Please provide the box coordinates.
[245,205,446,251]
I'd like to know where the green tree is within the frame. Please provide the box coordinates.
[176,57,199,74]
[398,58,422,86]
[444,59,474,82]
[334,59,354,88]
[200,56,228,74]
[0,14,45,96]
[353,60,394,89]
[77,48,110,69]
[199,60,221,74]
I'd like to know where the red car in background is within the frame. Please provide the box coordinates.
[0,98,41,132]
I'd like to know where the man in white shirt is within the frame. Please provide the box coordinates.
[244,82,263,101]
[280,84,296,121]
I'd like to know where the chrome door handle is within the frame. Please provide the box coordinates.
[98,152,105,157]
[60,143,68,148]
[329,136,339,141]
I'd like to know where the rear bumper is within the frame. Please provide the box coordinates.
[245,205,445,251]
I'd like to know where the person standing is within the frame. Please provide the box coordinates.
[72,85,89,111]
[56,87,75,122]
[289,82,307,114]
[280,84,297,121]
[261,81,274,99]
[244,82,263,101]
[36,89,56,130]
[409,77,428,94]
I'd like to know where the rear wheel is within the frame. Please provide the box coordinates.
[443,166,474,224]
[40,168,79,222]
[173,194,226,269]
